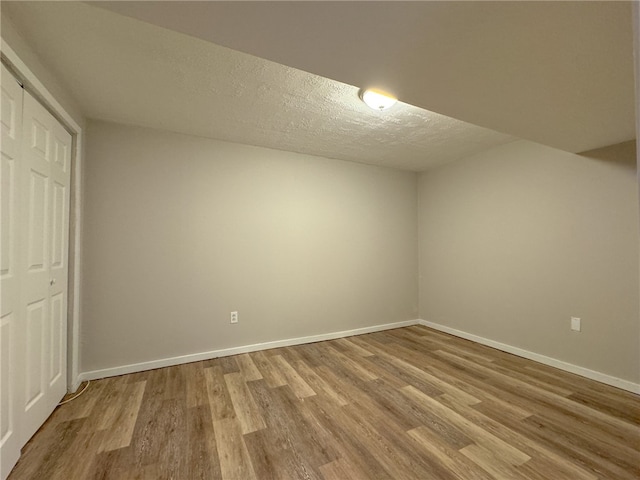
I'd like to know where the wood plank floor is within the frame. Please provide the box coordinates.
[9,325,640,479]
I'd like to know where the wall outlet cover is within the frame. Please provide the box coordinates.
[571,317,581,332]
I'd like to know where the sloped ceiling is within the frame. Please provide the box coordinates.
[94,0,636,154]
[2,1,635,170]
[2,1,517,171]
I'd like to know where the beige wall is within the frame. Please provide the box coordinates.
[82,120,419,372]
[418,140,639,382]
[85,123,639,384]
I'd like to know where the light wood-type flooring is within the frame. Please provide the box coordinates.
[8,325,640,479]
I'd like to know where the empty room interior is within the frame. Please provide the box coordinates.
[1,1,639,479]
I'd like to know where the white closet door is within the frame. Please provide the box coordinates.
[0,64,24,480]
[20,90,71,445]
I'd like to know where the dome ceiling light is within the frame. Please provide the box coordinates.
[359,88,398,111]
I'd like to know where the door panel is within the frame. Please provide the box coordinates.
[24,300,45,409]
[49,292,64,385]
[45,105,70,405]
[29,119,50,161]
[26,169,48,271]
[0,312,17,475]
[0,63,23,480]
[51,181,65,268]
[20,90,71,445]
[0,315,14,440]
[53,135,68,174]
[0,154,15,276]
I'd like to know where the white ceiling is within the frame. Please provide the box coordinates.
[2,1,518,171]
[3,1,635,172]
[94,1,636,154]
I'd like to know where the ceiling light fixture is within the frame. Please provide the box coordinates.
[359,88,397,111]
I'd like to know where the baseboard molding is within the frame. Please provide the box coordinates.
[418,319,640,395]
[78,319,420,382]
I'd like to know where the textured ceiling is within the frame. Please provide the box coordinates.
[94,1,636,154]
[2,1,515,171]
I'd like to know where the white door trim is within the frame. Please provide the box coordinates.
[1,39,83,392]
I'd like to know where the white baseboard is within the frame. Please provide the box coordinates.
[418,319,640,395]
[79,317,640,395]
[78,319,420,382]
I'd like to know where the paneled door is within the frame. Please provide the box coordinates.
[19,89,71,445]
[0,63,24,480]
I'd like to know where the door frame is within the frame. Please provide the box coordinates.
[1,39,84,392]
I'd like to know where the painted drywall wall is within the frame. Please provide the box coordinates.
[82,120,418,373]
[419,140,639,383]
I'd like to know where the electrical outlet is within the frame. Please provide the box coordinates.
[571,317,581,332]
[230,311,238,324]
